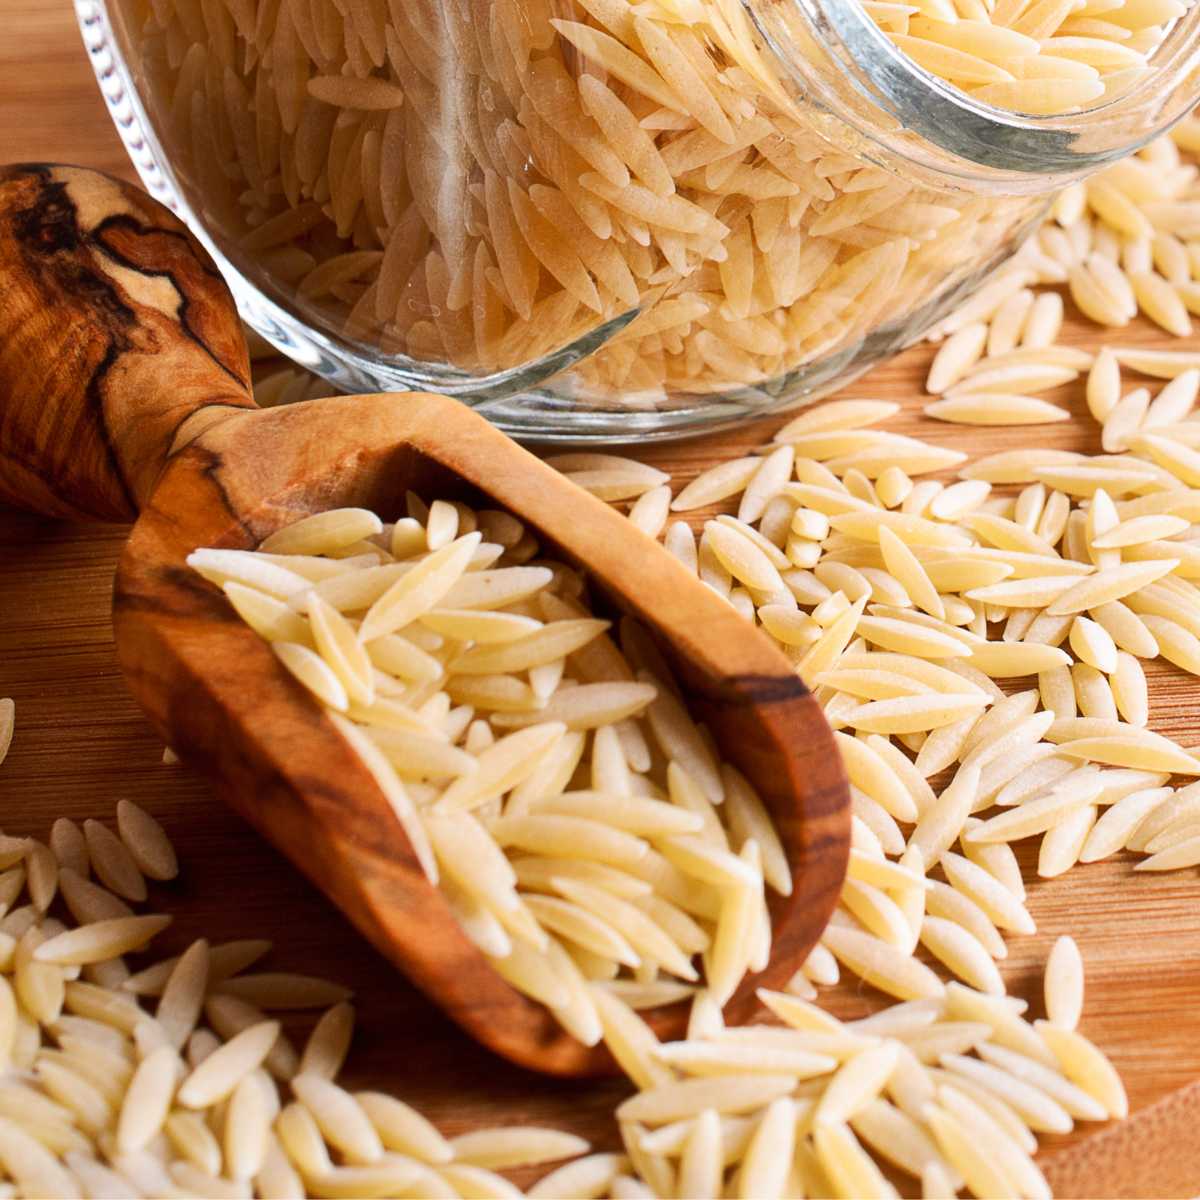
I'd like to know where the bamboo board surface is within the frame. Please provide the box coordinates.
[1,3,1199,1193]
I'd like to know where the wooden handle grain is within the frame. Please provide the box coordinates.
[0,164,255,521]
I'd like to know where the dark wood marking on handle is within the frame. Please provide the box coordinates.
[92,214,249,393]
[0,163,255,521]
[6,168,143,514]
[194,443,258,546]
[11,164,78,254]
[88,339,142,518]
[114,562,247,624]
[717,672,811,703]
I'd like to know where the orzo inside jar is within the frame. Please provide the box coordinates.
[110,0,1199,428]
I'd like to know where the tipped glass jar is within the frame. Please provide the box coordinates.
[79,0,1200,439]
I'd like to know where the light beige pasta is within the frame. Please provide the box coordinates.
[34,915,173,966]
[114,801,179,882]
[81,820,146,904]
[926,394,1073,425]
[1038,803,1099,877]
[121,0,1066,416]
[0,700,12,771]
[0,786,623,1194]
[1044,935,1085,1030]
[1037,1023,1129,1118]
[193,496,800,1053]
[821,926,946,1001]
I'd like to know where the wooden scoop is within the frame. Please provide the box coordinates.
[0,163,850,1075]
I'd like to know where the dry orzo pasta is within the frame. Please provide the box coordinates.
[189,494,793,1050]
[106,0,1198,429]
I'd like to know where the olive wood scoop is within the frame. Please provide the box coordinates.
[0,163,850,1076]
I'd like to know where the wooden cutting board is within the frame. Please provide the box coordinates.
[1,4,1198,1194]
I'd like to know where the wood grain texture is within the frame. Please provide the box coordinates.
[0,1,1198,1193]
[0,163,254,519]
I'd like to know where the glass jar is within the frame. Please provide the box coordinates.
[78,0,1200,440]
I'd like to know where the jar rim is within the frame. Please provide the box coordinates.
[748,0,1200,182]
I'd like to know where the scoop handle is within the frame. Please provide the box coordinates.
[0,164,256,521]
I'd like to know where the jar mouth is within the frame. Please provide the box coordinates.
[750,0,1200,183]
